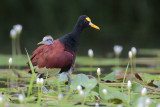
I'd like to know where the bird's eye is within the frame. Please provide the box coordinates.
[84,20,88,24]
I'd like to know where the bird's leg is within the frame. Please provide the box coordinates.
[37,73,49,92]
[66,67,73,92]
[36,73,41,78]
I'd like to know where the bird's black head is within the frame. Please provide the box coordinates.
[75,15,100,30]
[60,15,100,52]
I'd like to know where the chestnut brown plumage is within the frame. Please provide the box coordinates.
[27,15,99,91]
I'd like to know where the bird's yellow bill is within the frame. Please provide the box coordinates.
[86,17,91,22]
[86,17,100,30]
[37,41,43,45]
[90,23,100,30]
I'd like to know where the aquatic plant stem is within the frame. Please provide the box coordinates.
[12,39,16,56]
[116,55,120,68]
[82,96,86,105]
[133,56,136,72]
[89,64,93,76]
[37,84,42,104]
[128,88,131,106]
[7,65,11,90]
[16,34,22,55]
[98,75,100,83]
[27,76,35,97]
[122,62,130,92]
[25,48,36,97]
[130,58,134,81]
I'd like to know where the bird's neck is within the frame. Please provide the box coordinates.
[59,25,83,52]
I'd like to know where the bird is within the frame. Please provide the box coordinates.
[27,15,100,91]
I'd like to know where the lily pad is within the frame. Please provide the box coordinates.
[103,72,116,81]
[132,82,143,93]
[72,74,89,89]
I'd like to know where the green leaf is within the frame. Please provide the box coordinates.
[83,79,97,90]
[142,73,160,83]
[75,67,99,72]
[72,74,89,89]
[105,92,128,103]
[25,48,35,76]
[153,80,160,88]
[99,83,127,103]
[103,72,116,81]
[132,82,143,93]
[99,83,119,99]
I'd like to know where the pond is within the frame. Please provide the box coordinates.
[0,49,160,106]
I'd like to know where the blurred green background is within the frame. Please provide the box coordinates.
[0,0,160,56]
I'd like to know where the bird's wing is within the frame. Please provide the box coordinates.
[29,40,74,69]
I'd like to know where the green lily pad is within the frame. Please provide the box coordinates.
[103,72,116,81]
[72,74,89,89]
[132,82,143,93]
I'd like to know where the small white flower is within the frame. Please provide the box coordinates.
[58,94,63,100]
[137,102,144,107]
[141,88,147,96]
[37,78,40,84]
[39,78,44,85]
[79,90,84,97]
[131,47,137,56]
[10,29,17,39]
[18,94,24,103]
[157,103,160,107]
[13,24,22,34]
[117,104,123,107]
[127,80,132,89]
[145,98,152,106]
[97,68,101,76]
[128,51,133,59]
[95,103,99,107]
[0,96,3,104]
[102,89,108,95]
[113,45,123,56]
[77,85,82,91]
[88,49,94,58]
[8,57,12,66]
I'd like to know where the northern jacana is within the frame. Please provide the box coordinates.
[27,15,100,90]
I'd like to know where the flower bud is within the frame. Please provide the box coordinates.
[97,68,101,76]
[137,102,144,107]
[37,78,40,84]
[39,78,44,85]
[145,98,151,106]
[77,85,82,91]
[113,45,123,56]
[13,24,22,34]
[117,104,123,107]
[141,88,147,96]
[102,89,108,95]
[131,47,137,56]
[10,29,17,39]
[79,90,84,97]
[95,103,99,107]
[128,51,133,59]
[127,80,132,89]
[18,94,24,103]
[8,58,12,66]
[88,49,94,58]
